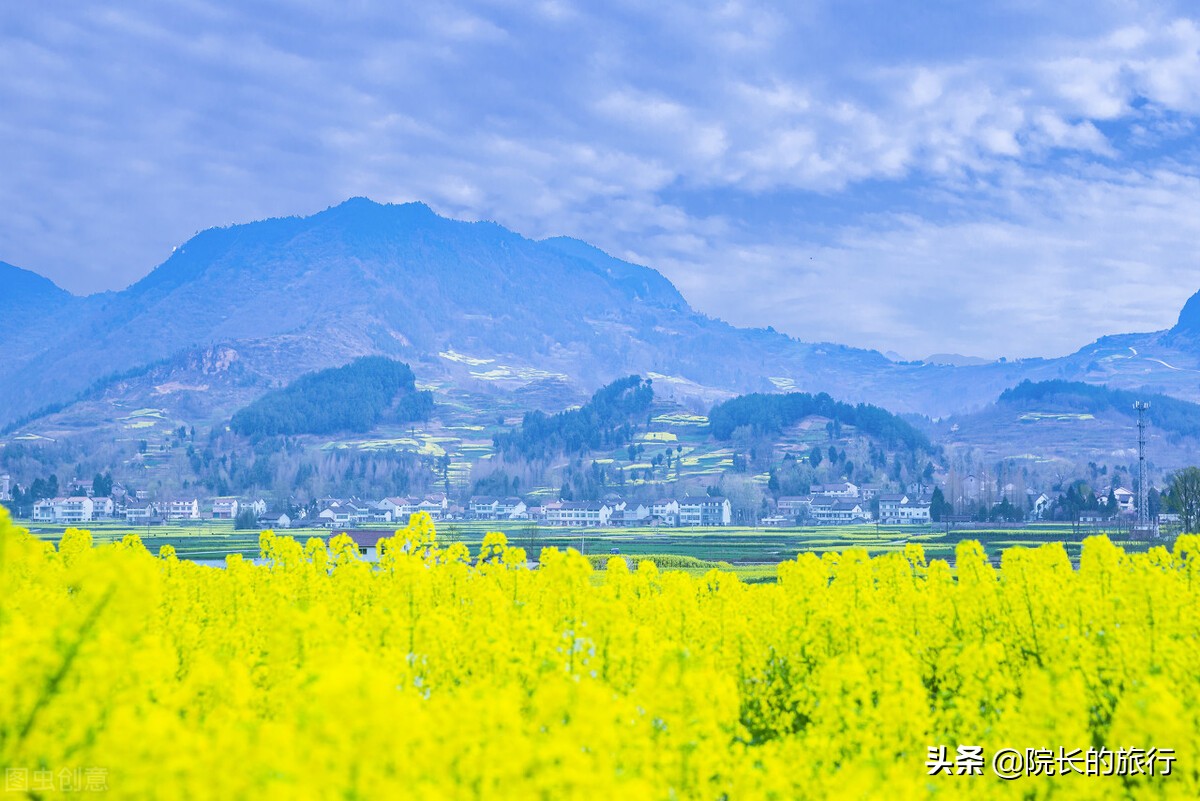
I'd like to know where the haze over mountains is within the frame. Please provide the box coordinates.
[3,198,1200,433]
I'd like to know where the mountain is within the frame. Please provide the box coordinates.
[924,353,991,367]
[929,380,1200,472]
[1171,288,1200,337]
[0,260,71,311]
[3,198,1200,436]
[0,260,76,342]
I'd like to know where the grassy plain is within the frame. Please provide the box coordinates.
[20,518,1171,578]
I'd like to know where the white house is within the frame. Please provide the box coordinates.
[33,497,96,524]
[613,503,650,526]
[776,496,811,520]
[167,499,200,521]
[33,498,58,522]
[91,496,116,519]
[0,474,11,501]
[415,499,446,520]
[650,499,680,526]
[1029,492,1051,520]
[678,496,731,527]
[58,496,94,524]
[810,482,859,499]
[876,494,910,524]
[469,496,500,519]
[547,501,613,527]
[811,500,869,525]
[338,530,390,563]
[318,501,364,528]
[211,497,240,520]
[125,503,158,524]
[258,512,291,529]
[497,497,528,519]
[1111,487,1135,514]
[878,494,930,525]
[897,501,931,525]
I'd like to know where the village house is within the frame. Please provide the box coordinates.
[258,512,292,529]
[469,496,500,519]
[497,497,528,519]
[416,498,446,520]
[125,502,158,525]
[0,474,11,501]
[811,499,869,525]
[1028,492,1052,520]
[649,498,680,526]
[612,502,650,526]
[318,501,366,528]
[91,496,116,519]
[210,497,240,520]
[876,493,909,523]
[776,496,811,520]
[1110,487,1136,514]
[32,498,58,522]
[167,499,200,521]
[678,496,731,527]
[877,493,931,525]
[546,501,613,527]
[32,496,96,524]
[336,530,391,563]
[810,481,859,499]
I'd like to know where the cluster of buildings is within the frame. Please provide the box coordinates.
[766,481,933,526]
[467,495,733,527]
[315,495,449,527]
[29,494,273,526]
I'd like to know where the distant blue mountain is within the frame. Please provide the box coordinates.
[1173,288,1200,335]
[2,198,1199,429]
[0,260,71,311]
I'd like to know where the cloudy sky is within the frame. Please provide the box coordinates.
[3,1,1200,359]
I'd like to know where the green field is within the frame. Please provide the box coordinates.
[19,518,1173,574]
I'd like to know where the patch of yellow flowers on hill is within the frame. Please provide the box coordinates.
[1,506,1198,799]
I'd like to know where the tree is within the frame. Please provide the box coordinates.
[234,509,259,530]
[929,487,949,522]
[92,472,113,498]
[1167,467,1200,532]
[810,446,823,468]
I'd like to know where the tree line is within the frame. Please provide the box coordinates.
[707,391,932,452]
[230,357,432,438]
[493,376,654,462]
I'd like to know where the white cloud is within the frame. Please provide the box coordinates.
[1,0,1200,362]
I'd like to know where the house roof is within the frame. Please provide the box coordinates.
[334,529,392,548]
[559,501,608,511]
[681,496,727,506]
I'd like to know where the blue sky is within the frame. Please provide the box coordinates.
[3,1,1200,359]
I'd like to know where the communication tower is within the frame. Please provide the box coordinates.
[1133,401,1157,538]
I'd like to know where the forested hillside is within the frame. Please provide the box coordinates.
[493,376,654,461]
[708,391,931,452]
[999,380,1200,439]
[230,357,432,438]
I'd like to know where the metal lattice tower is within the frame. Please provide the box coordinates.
[1134,401,1150,528]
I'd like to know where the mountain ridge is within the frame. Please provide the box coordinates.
[2,197,1200,432]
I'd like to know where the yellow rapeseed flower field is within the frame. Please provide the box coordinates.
[1,506,1197,799]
